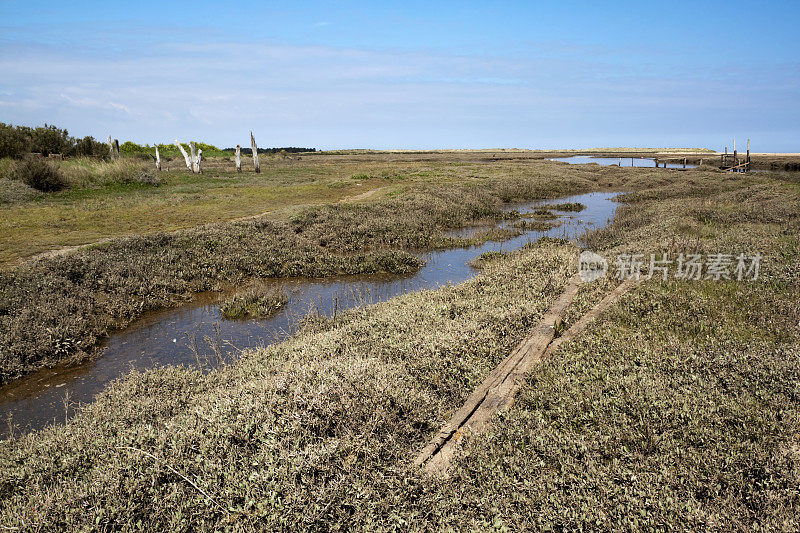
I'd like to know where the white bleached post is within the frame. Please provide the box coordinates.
[235,145,242,173]
[251,131,260,173]
[154,143,162,171]
[174,139,193,170]
[197,149,203,173]
[189,142,199,173]
[107,135,115,159]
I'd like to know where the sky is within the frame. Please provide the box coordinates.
[1,1,798,151]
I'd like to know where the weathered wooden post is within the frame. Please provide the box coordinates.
[189,142,197,172]
[746,138,751,172]
[235,145,242,173]
[174,140,193,170]
[654,158,658,167]
[683,158,686,169]
[618,157,621,166]
[189,142,199,173]
[107,135,115,159]
[733,138,738,170]
[113,139,121,159]
[251,131,260,173]
[154,143,161,171]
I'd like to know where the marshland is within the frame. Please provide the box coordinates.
[0,134,798,529]
[5,0,800,525]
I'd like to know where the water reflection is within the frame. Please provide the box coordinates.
[550,155,697,169]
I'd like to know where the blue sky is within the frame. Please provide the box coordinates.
[1,1,798,151]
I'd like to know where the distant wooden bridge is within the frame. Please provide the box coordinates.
[720,138,751,172]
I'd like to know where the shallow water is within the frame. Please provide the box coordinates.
[551,155,698,169]
[0,192,619,438]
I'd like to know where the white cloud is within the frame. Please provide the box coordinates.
[0,32,797,150]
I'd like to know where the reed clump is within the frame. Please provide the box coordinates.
[218,285,288,319]
[547,201,585,212]
[61,157,158,187]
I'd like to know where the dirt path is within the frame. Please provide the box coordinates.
[338,185,392,203]
[22,238,115,264]
[11,184,395,269]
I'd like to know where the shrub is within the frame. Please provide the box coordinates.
[0,179,40,204]
[12,159,67,192]
[27,124,72,156]
[75,136,108,158]
[0,123,30,158]
[131,170,161,186]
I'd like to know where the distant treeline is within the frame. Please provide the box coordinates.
[227,147,317,155]
[120,141,229,158]
[122,143,317,158]
[0,122,316,159]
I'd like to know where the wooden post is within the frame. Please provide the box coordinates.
[154,144,161,171]
[631,158,634,167]
[113,139,120,159]
[197,149,203,173]
[174,140,193,170]
[107,135,115,159]
[746,139,751,172]
[619,157,621,167]
[683,158,686,169]
[235,145,242,173]
[654,158,658,167]
[250,131,260,173]
[189,142,199,173]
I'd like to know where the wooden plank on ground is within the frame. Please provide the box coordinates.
[414,275,582,475]
[415,276,641,477]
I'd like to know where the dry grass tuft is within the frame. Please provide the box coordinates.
[218,284,288,319]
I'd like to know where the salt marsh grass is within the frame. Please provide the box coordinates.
[0,155,798,529]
